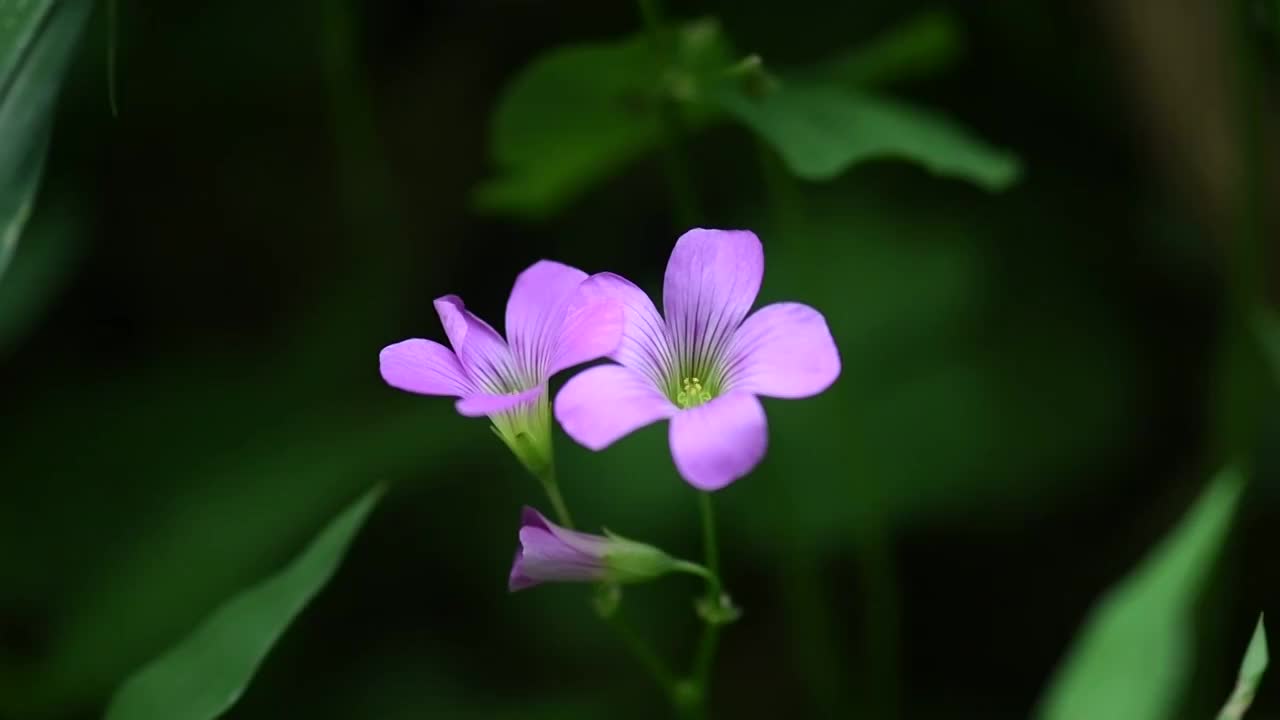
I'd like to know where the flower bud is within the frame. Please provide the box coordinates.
[508,507,697,591]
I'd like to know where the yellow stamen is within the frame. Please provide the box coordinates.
[677,376,712,409]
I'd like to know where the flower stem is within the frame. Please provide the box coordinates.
[687,491,723,716]
[606,611,681,704]
[533,462,574,529]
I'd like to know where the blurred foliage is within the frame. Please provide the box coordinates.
[1035,468,1244,720]
[717,85,1019,188]
[477,11,1018,220]
[0,0,91,283]
[0,1,1275,719]
[1217,615,1268,719]
[105,487,383,720]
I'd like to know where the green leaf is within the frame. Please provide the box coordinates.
[104,486,385,720]
[0,194,81,356]
[0,0,92,283]
[1218,614,1269,720]
[1034,467,1245,720]
[801,10,963,89]
[717,83,1020,190]
[473,19,730,218]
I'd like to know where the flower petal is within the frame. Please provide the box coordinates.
[549,287,624,376]
[515,526,607,583]
[505,260,591,378]
[379,339,474,397]
[455,385,543,417]
[555,364,677,451]
[434,294,520,393]
[574,272,674,389]
[725,302,841,398]
[668,392,767,491]
[662,229,764,375]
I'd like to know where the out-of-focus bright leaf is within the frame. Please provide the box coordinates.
[801,10,963,88]
[1034,467,1245,720]
[474,19,730,218]
[104,486,385,720]
[717,84,1020,190]
[0,0,92,283]
[1218,615,1268,720]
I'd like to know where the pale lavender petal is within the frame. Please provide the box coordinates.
[513,526,607,584]
[378,339,474,397]
[668,392,767,491]
[573,272,674,388]
[455,385,543,417]
[549,289,624,376]
[434,295,520,393]
[555,364,676,450]
[520,505,552,531]
[505,260,590,379]
[724,302,841,398]
[662,229,764,373]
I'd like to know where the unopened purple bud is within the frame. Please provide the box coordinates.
[508,507,695,591]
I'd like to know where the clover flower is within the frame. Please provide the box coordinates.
[380,261,621,474]
[555,229,840,490]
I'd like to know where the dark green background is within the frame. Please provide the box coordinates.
[2,1,1277,718]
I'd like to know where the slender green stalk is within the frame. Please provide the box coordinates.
[686,491,723,717]
[534,463,574,529]
[532,458,682,711]
[607,612,681,704]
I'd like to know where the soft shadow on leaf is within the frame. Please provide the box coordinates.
[1034,467,1245,720]
[716,83,1020,190]
[473,19,730,219]
[1217,614,1268,720]
[0,0,92,283]
[104,486,385,720]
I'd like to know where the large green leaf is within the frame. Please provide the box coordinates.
[473,19,730,218]
[1218,615,1268,720]
[1034,467,1245,720]
[716,83,1020,190]
[0,0,92,283]
[104,486,385,720]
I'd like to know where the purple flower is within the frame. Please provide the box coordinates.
[380,261,622,471]
[509,506,686,591]
[554,229,841,491]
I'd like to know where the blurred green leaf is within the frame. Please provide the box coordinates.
[717,84,1020,190]
[801,10,963,88]
[1218,615,1268,720]
[0,195,80,355]
[474,19,730,218]
[0,0,91,283]
[1035,467,1245,720]
[104,485,385,720]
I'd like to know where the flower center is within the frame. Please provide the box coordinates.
[676,377,712,409]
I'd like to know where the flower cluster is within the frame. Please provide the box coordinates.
[379,228,840,588]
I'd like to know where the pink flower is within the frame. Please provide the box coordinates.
[555,229,841,491]
[380,261,622,472]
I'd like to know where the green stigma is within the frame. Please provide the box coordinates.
[676,377,712,409]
